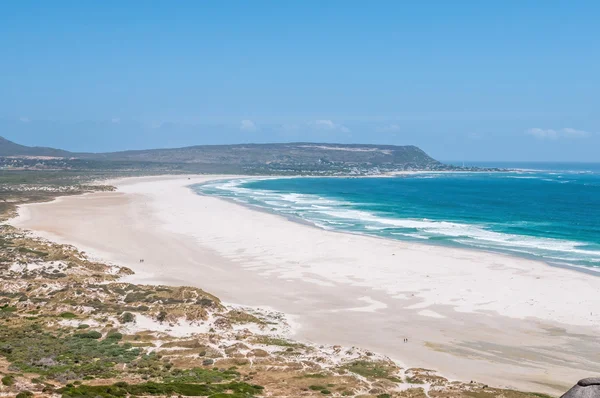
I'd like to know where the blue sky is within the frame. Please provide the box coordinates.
[1,1,598,161]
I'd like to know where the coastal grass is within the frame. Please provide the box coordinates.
[0,322,261,393]
[253,336,303,348]
[59,381,264,397]
[0,323,141,381]
[226,310,264,325]
[299,373,328,378]
[342,360,402,383]
[162,367,240,384]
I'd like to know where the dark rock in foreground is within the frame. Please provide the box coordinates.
[562,378,600,398]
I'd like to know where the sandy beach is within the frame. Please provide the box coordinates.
[10,175,600,395]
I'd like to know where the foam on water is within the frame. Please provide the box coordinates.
[195,168,600,270]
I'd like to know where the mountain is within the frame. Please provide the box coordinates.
[89,142,441,168]
[0,136,448,174]
[0,136,72,158]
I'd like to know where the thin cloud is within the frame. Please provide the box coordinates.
[562,128,591,138]
[526,128,558,139]
[240,119,258,132]
[19,117,30,123]
[314,119,336,129]
[525,127,592,140]
[311,119,350,133]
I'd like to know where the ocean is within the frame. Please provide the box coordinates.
[193,162,600,271]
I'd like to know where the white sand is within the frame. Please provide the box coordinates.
[11,175,600,394]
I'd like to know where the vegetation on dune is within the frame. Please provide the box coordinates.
[59,381,264,397]
[0,323,141,381]
[253,336,303,348]
[0,172,565,398]
[59,312,78,319]
[0,321,264,396]
[1,374,16,386]
[343,360,402,382]
[162,367,240,384]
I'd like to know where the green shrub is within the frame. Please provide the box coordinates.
[156,311,167,323]
[60,312,78,319]
[59,381,264,397]
[343,360,398,381]
[0,325,141,381]
[163,367,238,384]
[196,298,213,307]
[124,292,153,303]
[16,391,34,398]
[120,312,135,323]
[76,330,102,339]
[2,374,15,386]
[77,324,90,329]
[107,332,123,340]
[254,336,300,347]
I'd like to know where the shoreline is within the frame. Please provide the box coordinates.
[190,175,600,278]
[10,174,600,395]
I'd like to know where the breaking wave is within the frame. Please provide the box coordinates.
[194,172,600,270]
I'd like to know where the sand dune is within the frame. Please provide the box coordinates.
[11,175,600,395]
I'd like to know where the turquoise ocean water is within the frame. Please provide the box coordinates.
[194,162,600,271]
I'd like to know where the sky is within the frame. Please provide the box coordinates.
[1,1,599,161]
